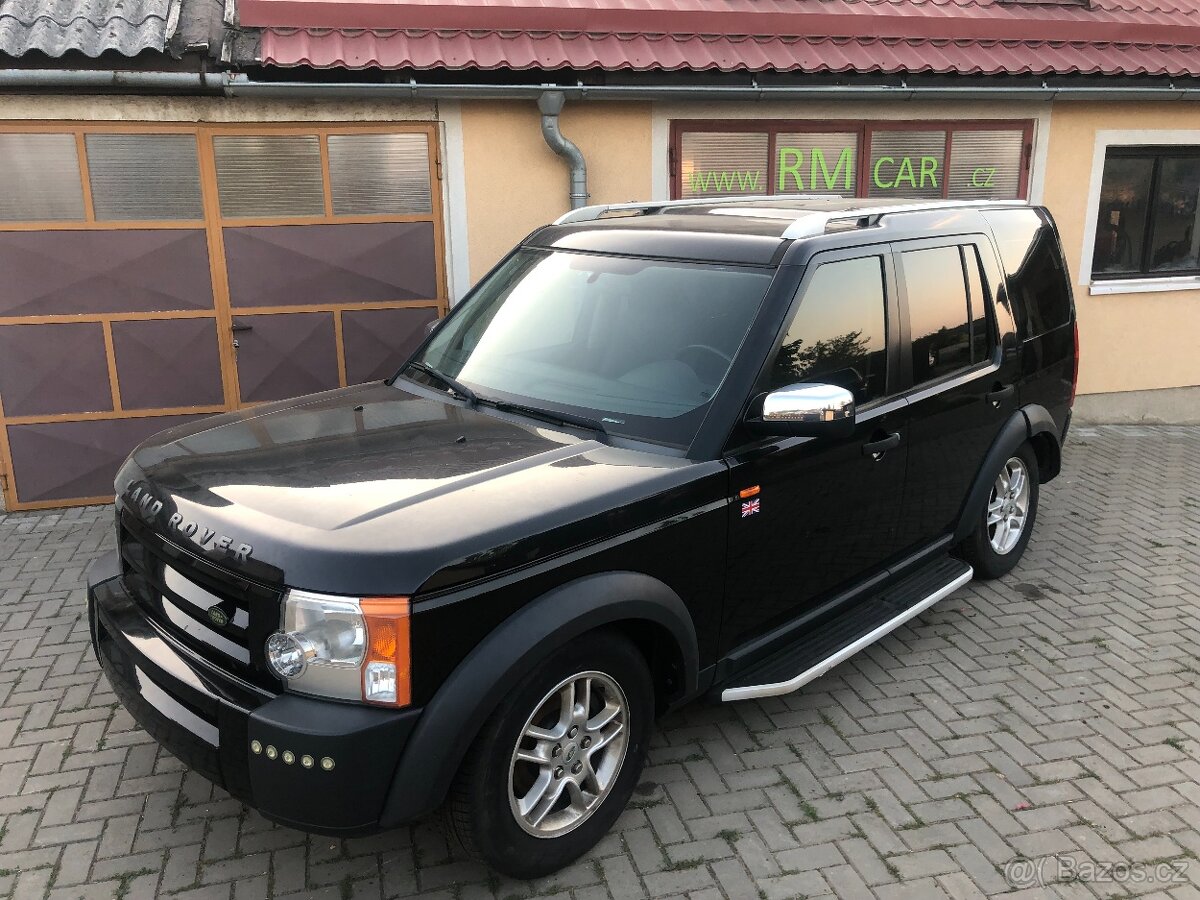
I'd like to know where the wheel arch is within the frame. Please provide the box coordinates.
[953,405,1054,542]
[379,571,698,826]
[607,617,690,717]
[1022,404,1062,483]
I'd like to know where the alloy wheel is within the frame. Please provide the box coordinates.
[508,671,629,839]
[987,456,1030,555]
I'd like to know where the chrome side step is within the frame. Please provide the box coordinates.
[721,562,973,702]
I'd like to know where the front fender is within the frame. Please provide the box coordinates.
[379,571,698,826]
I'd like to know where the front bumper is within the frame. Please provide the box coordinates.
[87,551,421,835]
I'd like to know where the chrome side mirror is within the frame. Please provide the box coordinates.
[746,383,856,438]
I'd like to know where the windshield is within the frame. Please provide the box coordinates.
[408,248,774,447]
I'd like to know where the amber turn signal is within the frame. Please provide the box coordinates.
[360,597,411,707]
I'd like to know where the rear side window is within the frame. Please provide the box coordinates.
[899,246,974,385]
[983,208,1073,338]
[769,255,888,403]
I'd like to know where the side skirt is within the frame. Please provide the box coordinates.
[720,557,973,702]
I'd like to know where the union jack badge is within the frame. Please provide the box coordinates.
[740,498,760,518]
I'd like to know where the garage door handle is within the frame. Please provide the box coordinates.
[986,383,1015,407]
[862,432,901,459]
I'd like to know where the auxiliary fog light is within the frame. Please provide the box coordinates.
[364,662,398,704]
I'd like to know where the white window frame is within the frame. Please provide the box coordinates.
[1080,129,1200,296]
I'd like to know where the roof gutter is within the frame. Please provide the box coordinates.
[0,68,227,92]
[2,70,1200,102]
[220,77,1200,102]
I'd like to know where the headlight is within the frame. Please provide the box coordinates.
[266,591,410,706]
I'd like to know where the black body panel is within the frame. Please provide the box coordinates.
[410,488,726,705]
[120,381,725,598]
[982,207,1077,442]
[722,404,910,648]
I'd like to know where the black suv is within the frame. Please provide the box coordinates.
[87,197,1077,877]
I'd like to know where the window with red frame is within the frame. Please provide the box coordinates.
[671,121,1032,202]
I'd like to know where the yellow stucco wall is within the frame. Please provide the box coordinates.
[1041,102,1200,396]
[458,101,653,281]
[458,97,1200,398]
[9,94,1198,397]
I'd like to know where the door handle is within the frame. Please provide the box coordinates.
[231,321,254,332]
[862,432,901,459]
[986,383,1015,408]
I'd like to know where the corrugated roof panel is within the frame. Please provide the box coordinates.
[0,0,177,58]
[241,0,1200,33]
[261,28,1200,77]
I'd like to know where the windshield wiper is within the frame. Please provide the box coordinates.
[480,399,608,436]
[404,361,477,405]
[403,363,606,436]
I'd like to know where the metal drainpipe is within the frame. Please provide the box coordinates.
[538,90,590,209]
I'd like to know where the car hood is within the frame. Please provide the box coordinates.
[118,382,726,595]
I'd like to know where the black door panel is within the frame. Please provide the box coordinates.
[723,404,909,649]
[722,248,909,651]
[900,369,1012,542]
[894,237,1021,546]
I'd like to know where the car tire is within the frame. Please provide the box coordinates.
[958,442,1040,580]
[444,629,653,878]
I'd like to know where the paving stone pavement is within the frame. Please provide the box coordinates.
[2,424,1200,900]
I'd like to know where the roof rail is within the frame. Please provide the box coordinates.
[553,196,1030,235]
[553,195,770,224]
[779,199,1030,240]
[552,194,837,225]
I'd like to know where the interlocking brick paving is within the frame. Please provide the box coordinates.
[1,425,1198,899]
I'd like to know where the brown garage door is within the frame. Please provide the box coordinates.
[0,123,446,510]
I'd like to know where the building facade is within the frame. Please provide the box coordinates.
[1,0,1199,509]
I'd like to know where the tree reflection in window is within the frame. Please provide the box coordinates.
[772,330,877,401]
[769,256,887,404]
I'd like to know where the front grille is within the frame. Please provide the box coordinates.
[118,508,283,691]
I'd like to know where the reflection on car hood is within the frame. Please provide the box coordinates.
[121,382,725,595]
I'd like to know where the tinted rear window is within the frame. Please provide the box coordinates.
[899,245,974,385]
[982,208,1073,338]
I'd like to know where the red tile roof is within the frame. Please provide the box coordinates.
[246,0,1200,76]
